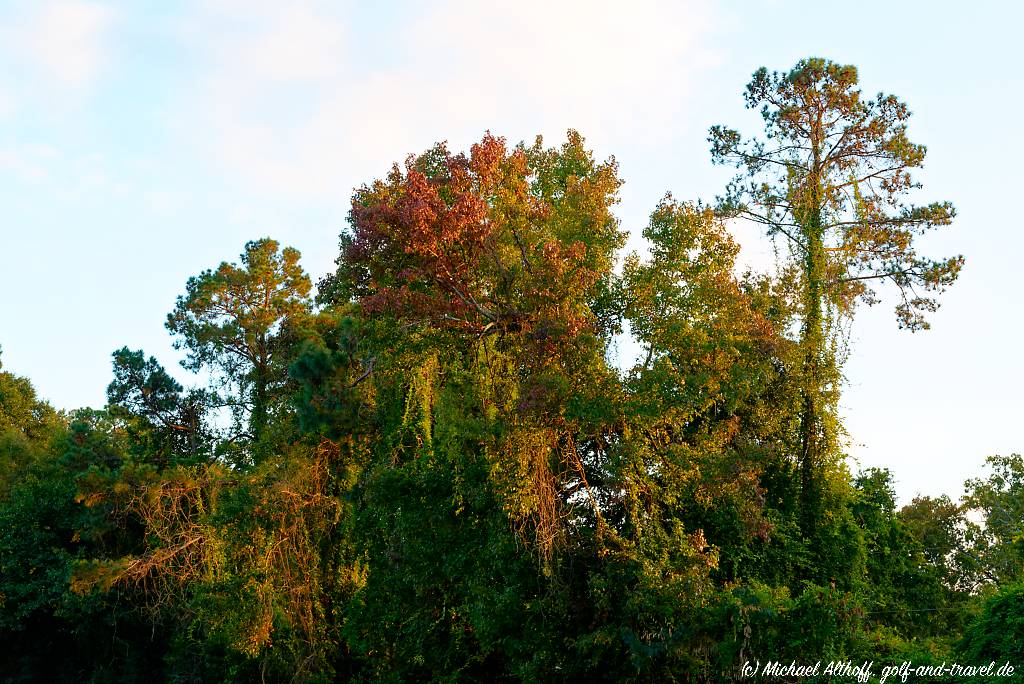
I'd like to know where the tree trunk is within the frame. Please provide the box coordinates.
[798,164,826,541]
[252,337,269,452]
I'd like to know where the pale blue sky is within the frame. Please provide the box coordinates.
[1,0,1020,503]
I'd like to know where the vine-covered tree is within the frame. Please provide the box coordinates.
[320,130,628,571]
[709,58,963,536]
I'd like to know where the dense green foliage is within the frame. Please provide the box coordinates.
[1,61,1015,683]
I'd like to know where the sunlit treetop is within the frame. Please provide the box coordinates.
[324,131,625,348]
[710,57,963,330]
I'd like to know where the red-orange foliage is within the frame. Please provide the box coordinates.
[336,132,620,349]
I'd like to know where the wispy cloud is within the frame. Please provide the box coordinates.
[0,143,59,183]
[4,1,116,93]
[28,1,115,89]
[177,0,718,200]
[0,83,13,116]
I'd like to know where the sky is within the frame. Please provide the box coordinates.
[1,0,1021,504]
